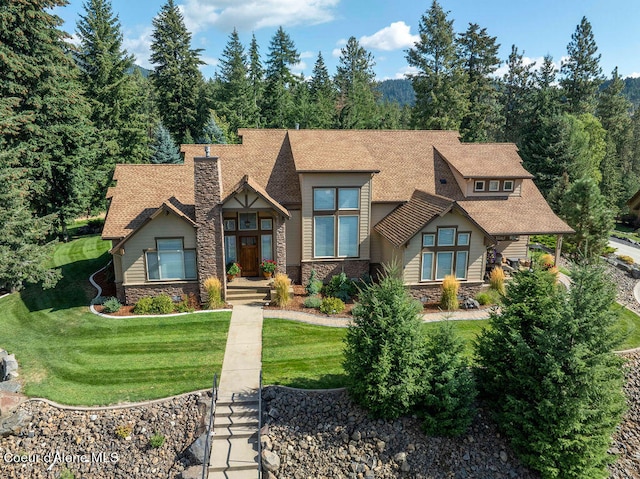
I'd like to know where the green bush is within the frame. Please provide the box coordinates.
[102,297,122,313]
[303,295,322,308]
[323,272,356,302]
[59,468,76,479]
[440,275,459,310]
[115,424,133,439]
[305,269,323,296]
[320,297,345,315]
[151,294,174,314]
[149,433,165,448]
[133,296,153,315]
[174,295,195,313]
[204,277,224,309]
[344,263,424,419]
[475,289,501,306]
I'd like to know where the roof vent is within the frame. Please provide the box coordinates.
[204,146,210,157]
[439,178,447,184]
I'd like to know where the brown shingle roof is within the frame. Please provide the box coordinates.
[374,191,455,247]
[435,143,534,179]
[458,180,574,235]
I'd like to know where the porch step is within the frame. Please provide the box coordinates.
[225,290,270,303]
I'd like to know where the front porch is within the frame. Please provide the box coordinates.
[225,275,272,304]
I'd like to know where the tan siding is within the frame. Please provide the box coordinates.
[222,191,271,210]
[300,173,372,261]
[495,235,529,259]
[113,254,123,284]
[121,213,196,285]
[286,210,302,265]
[403,211,486,284]
[370,203,399,263]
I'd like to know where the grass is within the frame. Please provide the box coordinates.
[614,223,640,243]
[0,234,230,406]
[613,304,640,351]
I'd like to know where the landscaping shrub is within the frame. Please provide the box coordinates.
[324,272,356,302]
[305,269,323,296]
[618,254,635,265]
[272,273,291,307]
[151,294,175,314]
[115,424,133,439]
[539,253,555,269]
[440,275,459,310]
[102,296,122,313]
[417,321,476,437]
[344,263,424,419]
[174,294,195,313]
[303,295,322,309]
[133,296,153,315]
[204,276,224,309]
[475,289,501,306]
[320,296,345,315]
[149,433,165,448]
[488,266,506,295]
[59,468,75,479]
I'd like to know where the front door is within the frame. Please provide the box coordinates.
[239,236,259,276]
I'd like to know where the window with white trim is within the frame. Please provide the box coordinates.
[420,228,471,281]
[489,180,500,191]
[474,180,485,191]
[313,187,360,258]
[146,238,196,281]
[503,180,514,191]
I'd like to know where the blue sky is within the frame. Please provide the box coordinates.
[54,0,640,81]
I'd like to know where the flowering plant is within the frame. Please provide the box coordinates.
[226,262,241,276]
[260,259,277,273]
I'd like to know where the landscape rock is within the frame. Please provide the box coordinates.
[461,298,480,310]
[185,431,210,465]
[262,449,281,472]
[180,465,202,479]
[0,409,31,437]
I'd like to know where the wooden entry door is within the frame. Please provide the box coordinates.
[239,236,259,276]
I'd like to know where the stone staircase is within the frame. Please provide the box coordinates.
[208,393,260,478]
[226,278,271,304]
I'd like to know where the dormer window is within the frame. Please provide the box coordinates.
[489,180,500,192]
[474,180,485,192]
[504,180,514,191]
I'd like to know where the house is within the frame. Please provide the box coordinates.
[102,129,573,305]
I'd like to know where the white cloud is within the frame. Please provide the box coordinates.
[179,0,339,34]
[123,27,154,69]
[360,21,419,51]
[200,56,220,68]
[392,65,419,79]
[493,55,565,79]
[332,38,347,58]
[300,51,315,59]
[291,61,308,74]
[627,72,640,79]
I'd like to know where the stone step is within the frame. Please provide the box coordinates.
[209,435,259,473]
[227,283,271,291]
[225,291,269,301]
[213,425,258,439]
[214,415,259,428]
[207,468,259,479]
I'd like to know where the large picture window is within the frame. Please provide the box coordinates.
[146,238,196,281]
[313,187,360,258]
[420,227,471,282]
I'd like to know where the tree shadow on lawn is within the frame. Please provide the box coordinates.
[21,251,111,313]
[272,373,349,390]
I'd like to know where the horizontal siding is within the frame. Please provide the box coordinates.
[404,210,486,284]
[300,173,372,261]
[370,203,399,263]
[495,236,529,259]
[286,210,302,265]
[122,213,197,285]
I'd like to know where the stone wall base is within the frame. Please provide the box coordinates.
[123,283,200,306]
[301,260,370,285]
[407,283,485,303]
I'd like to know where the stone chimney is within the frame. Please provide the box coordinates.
[194,155,226,303]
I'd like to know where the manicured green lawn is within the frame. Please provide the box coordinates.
[0,235,230,406]
[613,304,640,351]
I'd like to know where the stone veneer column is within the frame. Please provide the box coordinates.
[275,215,287,275]
[194,156,226,304]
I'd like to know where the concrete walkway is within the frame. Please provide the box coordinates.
[209,304,263,479]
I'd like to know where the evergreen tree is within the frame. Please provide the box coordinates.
[118,69,155,164]
[197,114,228,144]
[0,167,61,292]
[215,29,258,133]
[343,265,424,419]
[560,16,603,115]
[150,0,205,143]
[289,74,315,128]
[150,124,181,164]
[499,45,534,144]
[406,0,468,130]
[458,23,502,142]
[475,264,625,479]
[248,33,264,126]
[561,177,614,259]
[0,0,97,237]
[335,37,379,129]
[309,52,336,128]
[262,27,300,128]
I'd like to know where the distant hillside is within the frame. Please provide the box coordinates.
[600,76,640,109]
[128,64,152,78]
[376,79,415,106]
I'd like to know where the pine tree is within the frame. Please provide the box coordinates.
[248,34,264,126]
[309,52,336,128]
[197,114,228,144]
[215,29,258,133]
[561,177,614,259]
[150,124,181,164]
[458,23,502,142]
[262,27,300,128]
[0,0,97,238]
[475,264,625,479]
[335,37,379,129]
[560,16,603,115]
[0,167,61,292]
[499,45,534,144]
[150,0,205,143]
[406,0,468,130]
